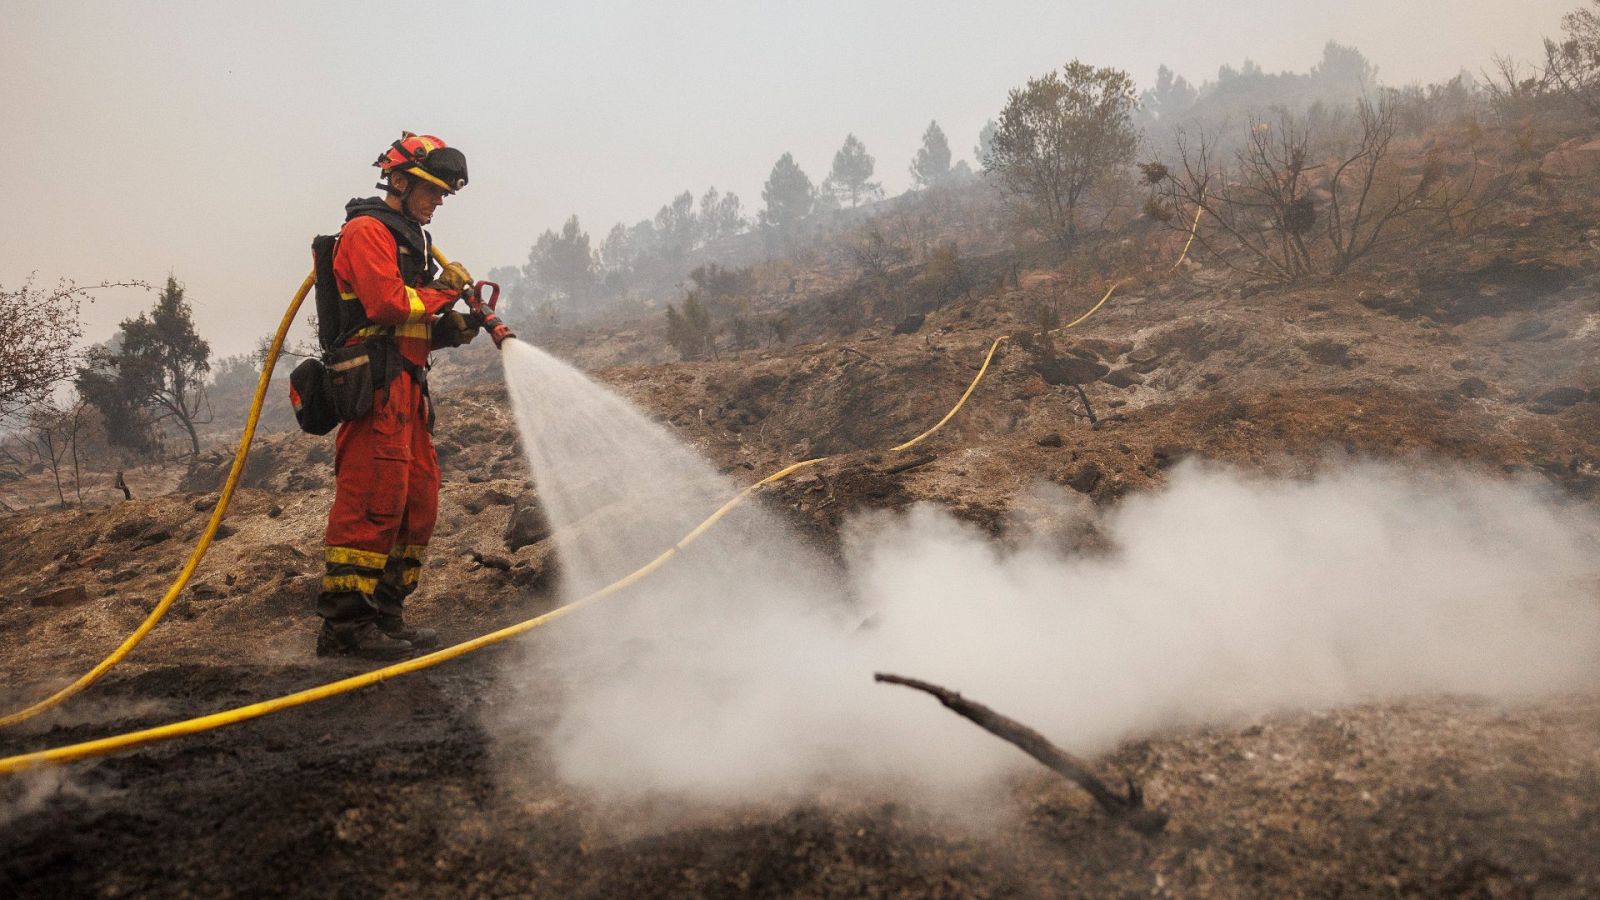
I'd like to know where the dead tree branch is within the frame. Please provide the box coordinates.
[874,672,1168,835]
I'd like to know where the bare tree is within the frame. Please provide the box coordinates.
[1545,2,1600,124]
[1324,95,1440,273]
[0,278,143,426]
[2,400,87,507]
[1156,116,1318,282]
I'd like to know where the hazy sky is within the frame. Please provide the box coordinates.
[4,0,1577,358]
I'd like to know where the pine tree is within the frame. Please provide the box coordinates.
[823,134,883,208]
[909,121,953,189]
[759,152,815,229]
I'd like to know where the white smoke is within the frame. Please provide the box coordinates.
[496,341,1600,810]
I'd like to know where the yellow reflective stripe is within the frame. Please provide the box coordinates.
[325,546,389,570]
[339,292,359,301]
[399,569,421,586]
[404,165,452,192]
[322,574,380,594]
[404,286,426,323]
[397,544,428,560]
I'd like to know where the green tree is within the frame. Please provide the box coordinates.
[975,119,998,165]
[759,152,815,228]
[984,60,1139,245]
[1140,65,1197,122]
[78,275,212,473]
[823,134,883,207]
[525,215,596,311]
[699,187,747,242]
[664,292,714,360]
[654,191,699,265]
[910,120,953,189]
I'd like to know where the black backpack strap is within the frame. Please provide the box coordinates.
[311,235,344,352]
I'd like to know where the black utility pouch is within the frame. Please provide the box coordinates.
[324,341,376,422]
[289,357,339,435]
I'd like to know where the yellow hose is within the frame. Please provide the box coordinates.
[0,209,1203,772]
[0,458,824,773]
[0,273,316,729]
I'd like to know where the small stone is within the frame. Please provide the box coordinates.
[1036,433,1064,448]
[1535,386,1587,408]
[135,528,173,549]
[1103,367,1145,389]
[31,585,90,608]
[268,505,284,518]
[1066,463,1103,494]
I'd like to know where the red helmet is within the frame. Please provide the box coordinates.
[373,131,469,194]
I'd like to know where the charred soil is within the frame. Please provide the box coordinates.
[4,201,1600,896]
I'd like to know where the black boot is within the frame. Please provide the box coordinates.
[316,619,416,660]
[375,613,440,650]
[316,589,414,660]
[373,578,439,650]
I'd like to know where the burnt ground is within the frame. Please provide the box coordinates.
[4,203,1600,896]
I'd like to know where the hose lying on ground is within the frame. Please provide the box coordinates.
[0,209,1203,773]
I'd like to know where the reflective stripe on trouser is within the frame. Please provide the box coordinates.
[373,544,427,617]
[320,369,439,622]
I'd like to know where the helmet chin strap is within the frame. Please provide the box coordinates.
[380,174,426,224]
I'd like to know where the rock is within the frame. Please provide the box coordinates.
[1037,356,1108,386]
[1103,367,1145,389]
[1507,320,1551,341]
[30,585,90,608]
[504,495,552,551]
[1302,339,1355,368]
[473,552,513,572]
[1036,433,1064,448]
[190,582,226,601]
[135,527,174,549]
[892,313,925,335]
[106,517,153,543]
[1448,377,1490,400]
[1066,463,1103,494]
[1152,445,1189,470]
[1535,387,1588,409]
[268,504,284,518]
[1127,347,1160,365]
[1074,338,1131,359]
[213,523,238,541]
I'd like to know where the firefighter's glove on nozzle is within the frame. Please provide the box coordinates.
[430,310,480,349]
[438,261,474,293]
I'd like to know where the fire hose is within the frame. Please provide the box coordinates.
[0,246,495,729]
[0,209,1201,774]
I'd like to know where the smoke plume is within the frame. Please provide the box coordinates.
[497,341,1600,810]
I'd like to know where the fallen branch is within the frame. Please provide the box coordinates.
[874,672,1168,835]
[878,452,936,476]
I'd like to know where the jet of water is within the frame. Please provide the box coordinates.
[497,340,1600,810]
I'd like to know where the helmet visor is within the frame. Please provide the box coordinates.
[418,147,468,193]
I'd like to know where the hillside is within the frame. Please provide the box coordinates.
[4,160,1600,896]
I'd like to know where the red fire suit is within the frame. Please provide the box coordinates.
[320,213,457,621]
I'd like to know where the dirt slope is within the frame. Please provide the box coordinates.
[2,206,1599,896]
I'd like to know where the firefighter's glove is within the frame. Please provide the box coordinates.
[430,310,480,349]
[437,261,474,293]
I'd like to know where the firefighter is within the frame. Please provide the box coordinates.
[316,132,481,660]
